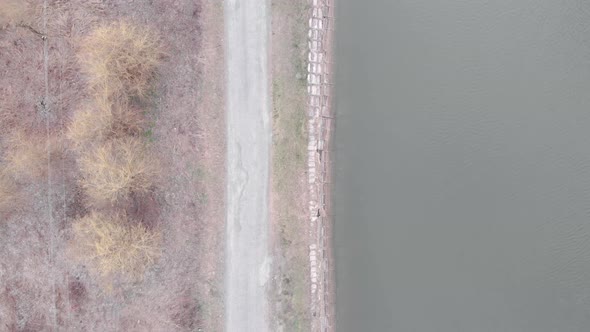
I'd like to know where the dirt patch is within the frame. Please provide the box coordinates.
[67,279,86,313]
[0,0,225,330]
[269,0,312,331]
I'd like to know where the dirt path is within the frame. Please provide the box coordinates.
[224,0,271,331]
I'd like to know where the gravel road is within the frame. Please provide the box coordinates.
[224,0,271,331]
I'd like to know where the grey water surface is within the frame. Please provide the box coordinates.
[333,1,590,331]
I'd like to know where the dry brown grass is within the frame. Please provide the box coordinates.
[0,0,29,29]
[72,211,161,280]
[0,88,22,130]
[78,21,165,100]
[3,131,63,181]
[79,137,159,205]
[67,104,112,151]
[0,170,21,216]
[67,100,146,151]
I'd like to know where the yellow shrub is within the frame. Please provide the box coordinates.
[72,212,161,279]
[79,137,159,205]
[77,21,164,100]
[67,104,112,151]
[67,101,145,151]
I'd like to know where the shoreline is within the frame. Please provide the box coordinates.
[305,0,335,330]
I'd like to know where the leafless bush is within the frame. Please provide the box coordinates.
[72,211,161,280]
[67,100,146,151]
[67,104,112,151]
[79,137,159,205]
[77,21,165,100]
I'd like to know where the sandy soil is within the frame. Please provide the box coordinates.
[0,0,225,331]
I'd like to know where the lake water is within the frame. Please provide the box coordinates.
[333,1,590,331]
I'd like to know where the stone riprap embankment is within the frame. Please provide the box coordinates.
[306,0,334,331]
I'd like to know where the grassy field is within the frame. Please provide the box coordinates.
[0,1,225,330]
[270,0,311,330]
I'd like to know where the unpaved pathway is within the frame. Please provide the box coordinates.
[224,0,271,331]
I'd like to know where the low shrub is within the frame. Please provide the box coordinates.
[77,21,164,100]
[72,211,161,280]
[67,100,145,151]
[79,137,159,205]
[67,104,113,151]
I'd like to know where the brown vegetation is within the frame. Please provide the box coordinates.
[0,0,29,29]
[1,1,221,329]
[4,131,63,181]
[67,101,146,151]
[69,20,164,287]
[77,21,165,100]
[0,170,20,216]
[72,211,161,280]
[79,137,159,206]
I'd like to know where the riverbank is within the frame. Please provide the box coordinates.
[269,0,335,331]
[305,0,335,331]
[269,0,311,330]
